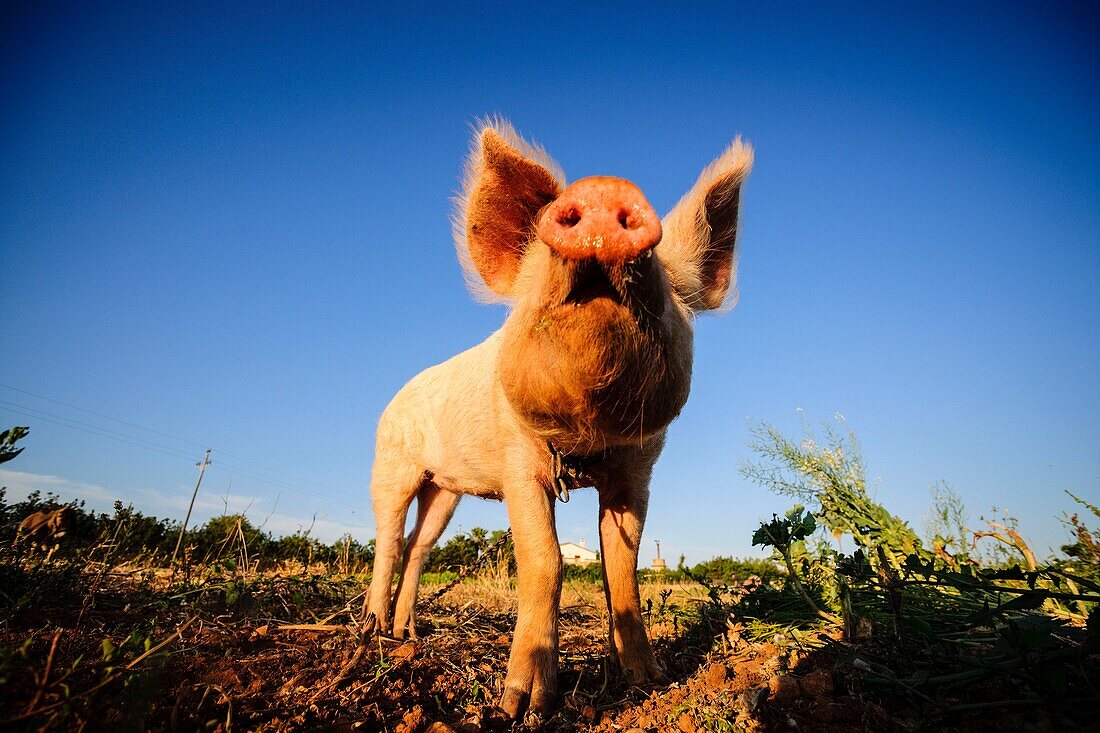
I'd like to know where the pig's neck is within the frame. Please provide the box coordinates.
[495,307,693,454]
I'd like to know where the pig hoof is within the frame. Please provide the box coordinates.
[529,690,557,718]
[361,610,391,637]
[500,687,529,718]
[392,622,419,640]
[646,665,672,685]
[500,687,556,721]
[622,660,670,686]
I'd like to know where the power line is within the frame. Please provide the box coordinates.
[0,401,366,511]
[0,401,200,464]
[0,388,365,505]
[206,448,348,494]
[0,384,356,494]
[0,392,376,540]
[206,461,364,509]
[0,399,366,509]
[0,383,207,450]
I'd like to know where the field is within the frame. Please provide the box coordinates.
[3,528,1097,731]
[0,552,1095,732]
[2,424,1098,731]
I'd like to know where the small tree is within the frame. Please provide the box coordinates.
[0,426,29,464]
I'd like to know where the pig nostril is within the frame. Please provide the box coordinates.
[618,210,637,230]
[557,208,581,228]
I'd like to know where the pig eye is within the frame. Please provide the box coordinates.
[557,207,582,227]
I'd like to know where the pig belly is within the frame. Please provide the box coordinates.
[429,472,503,501]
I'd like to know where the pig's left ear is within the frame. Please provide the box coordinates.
[659,138,753,311]
[454,119,566,300]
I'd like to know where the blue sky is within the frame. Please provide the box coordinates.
[1,2,1097,563]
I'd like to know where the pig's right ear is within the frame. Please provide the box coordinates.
[454,120,566,299]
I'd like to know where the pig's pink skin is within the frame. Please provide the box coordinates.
[537,176,662,263]
[364,119,753,721]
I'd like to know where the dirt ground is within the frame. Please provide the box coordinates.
[0,564,1091,732]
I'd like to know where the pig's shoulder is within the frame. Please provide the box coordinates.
[387,329,504,408]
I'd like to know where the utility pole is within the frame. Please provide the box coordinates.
[172,449,212,565]
[652,539,668,572]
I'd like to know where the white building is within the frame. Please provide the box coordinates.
[559,538,600,566]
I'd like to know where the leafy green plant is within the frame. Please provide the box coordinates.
[740,417,1100,723]
[924,481,973,566]
[1060,491,1100,589]
[752,506,839,623]
[741,419,924,568]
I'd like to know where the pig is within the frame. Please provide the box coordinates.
[364,119,752,719]
[15,505,75,546]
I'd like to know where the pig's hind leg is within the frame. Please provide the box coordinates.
[391,482,461,638]
[363,457,426,635]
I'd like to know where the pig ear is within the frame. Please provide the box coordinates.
[659,138,754,311]
[453,119,566,299]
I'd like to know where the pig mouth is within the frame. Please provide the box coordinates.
[563,259,623,306]
[557,252,664,321]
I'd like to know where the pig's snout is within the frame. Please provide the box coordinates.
[536,176,661,262]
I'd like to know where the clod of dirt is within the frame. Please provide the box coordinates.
[665,685,687,705]
[391,641,418,662]
[453,716,479,733]
[741,684,769,714]
[703,662,728,689]
[395,704,426,733]
[453,705,510,733]
[767,674,799,705]
[798,668,834,697]
[425,723,458,733]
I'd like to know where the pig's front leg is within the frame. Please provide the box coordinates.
[599,483,668,684]
[500,481,563,720]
